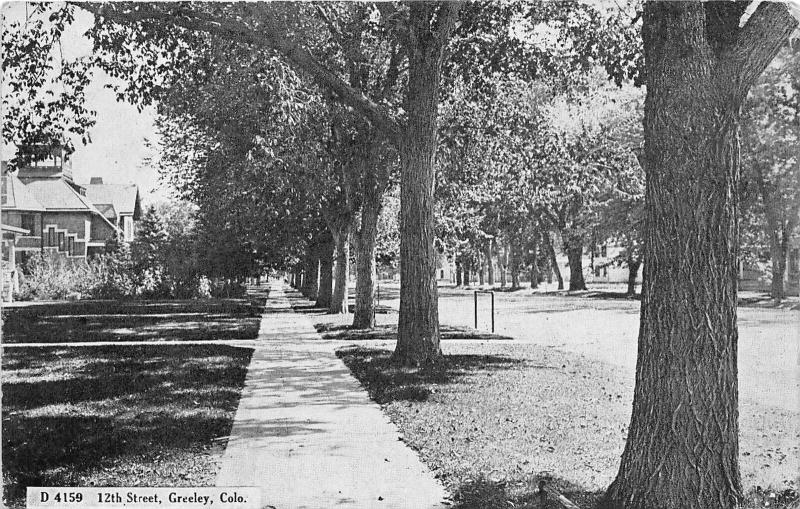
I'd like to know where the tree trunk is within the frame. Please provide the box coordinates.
[500,243,507,287]
[543,232,563,290]
[626,256,641,297]
[603,4,795,508]
[463,259,471,287]
[769,238,787,301]
[455,258,463,286]
[478,248,485,286]
[353,159,385,329]
[486,239,495,286]
[316,237,334,309]
[509,241,520,289]
[394,3,458,366]
[301,248,319,300]
[330,225,351,314]
[530,246,539,290]
[565,239,587,291]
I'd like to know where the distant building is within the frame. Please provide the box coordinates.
[1,146,141,265]
[86,177,141,243]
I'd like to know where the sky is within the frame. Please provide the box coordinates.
[1,2,168,204]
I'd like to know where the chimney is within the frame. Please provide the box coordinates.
[90,177,104,185]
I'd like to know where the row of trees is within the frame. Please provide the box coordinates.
[3,2,798,507]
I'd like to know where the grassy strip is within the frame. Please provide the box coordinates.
[316,323,512,341]
[2,344,253,509]
[1,300,261,344]
[337,343,798,509]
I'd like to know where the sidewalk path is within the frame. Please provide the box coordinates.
[215,284,448,509]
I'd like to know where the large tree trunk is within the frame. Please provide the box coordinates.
[463,258,471,287]
[509,241,520,289]
[478,248,485,286]
[543,232,563,290]
[769,236,787,300]
[301,248,319,300]
[603,4,795,508]
[353,156,386,329]
[626,256,641,297]
[486,239,495,286]
[529,241,539,289]
[330,224,351,314]
[565,237,587,291]
[394,3,458,366]
[500,244,507,287]
[455,258,463,286]
[316,237,334,309]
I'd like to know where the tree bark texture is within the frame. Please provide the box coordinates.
[316,237,334,309]
[530,242,540,289]
[627,257,642,297]
[509,241,521,289]
[543,232,563,290]
[486,239,495,285]
[455,259,463,286]
[463,258,471,287]
[330,225,351,314]
[565,238,587,291]
[353,146,388,329]
[478,249,485,286]
[394,2,459,366]
[301,249,319,300]
[603,3,796,509]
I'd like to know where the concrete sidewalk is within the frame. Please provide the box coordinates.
[216,284,448,509]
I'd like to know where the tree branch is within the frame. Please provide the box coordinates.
[725,1,798,92]
[74,2,402,144]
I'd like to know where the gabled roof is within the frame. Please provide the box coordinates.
[1,172,46,212]
[19,177,98,211]
[94,203,117,220]
[85,183,141,219]
[16,177,121,233]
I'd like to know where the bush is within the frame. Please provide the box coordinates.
[17,252,100,301]
[209,279,247,298]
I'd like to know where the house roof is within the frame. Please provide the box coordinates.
[1,223,30,235]
[85,183,141,219]
[1,172,46,212]
[17,177,121,234]
[19,177,99,211]
[94,203,118,220]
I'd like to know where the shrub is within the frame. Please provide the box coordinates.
[17,252,100,301]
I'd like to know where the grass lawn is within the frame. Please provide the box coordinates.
[1,344,253,509]
[1,299,262,344]
[337,342,799,509]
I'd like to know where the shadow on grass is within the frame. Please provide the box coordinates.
[336,346,523,404]
[318,323,512,341]
[449,474,602,509]
[1,300,261,344]
[1,345,252,506]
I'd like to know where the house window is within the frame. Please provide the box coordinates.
[58,232,65,251]
[48,228,56,247]
[68,237,75,256]
[21,214,36,235]
[1,176,7,205]
[601,245,608,257]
